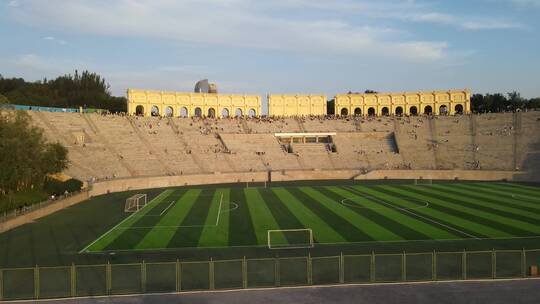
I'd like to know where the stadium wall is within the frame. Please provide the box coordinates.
[0,191,89,233]
[268,94,327,116]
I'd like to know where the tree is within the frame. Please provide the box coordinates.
[0,111,68,194]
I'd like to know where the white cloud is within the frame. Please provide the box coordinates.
[42,36,67,45]
[7,0,449,62]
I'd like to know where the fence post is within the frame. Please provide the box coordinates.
[462,250,467,280]
[106,261,112,295]
[339,252,344,284]
[370,251,375,282]
[70,263,76,297]
[521,249,526,278]
[141,260,146,293]
[34,265,39,300]
[307,254,313,285]
[492,249,496,279]
[275,258,280,287]
[242,256,247,289]
[209,258,215,290]
[402,252,406,282]
[0,268,3,301]
[176,259,181,292]
[432,251,437,280]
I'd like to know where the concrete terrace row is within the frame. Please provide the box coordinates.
[25,111,540,182]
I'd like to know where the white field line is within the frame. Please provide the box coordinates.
[215,193,224,226]
[82,234,540,254]
[159,200,176,216]
[80,190,169,253]
[346,187,481,240]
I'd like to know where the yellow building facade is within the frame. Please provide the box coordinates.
[335,89,471,116]
[268,94,327,116]
[127,89,261,118]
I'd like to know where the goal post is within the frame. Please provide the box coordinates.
[124,193,148,212]
[267,229,313,249]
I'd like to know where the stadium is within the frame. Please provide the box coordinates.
[1,82,540,302]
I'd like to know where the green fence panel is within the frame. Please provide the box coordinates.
[405,253,432,281]
[279,257,308,286]
[466,252,492,279]
[495,251,522,278]
[181,262,210,291]
[375,254,402,282]
[1,269,34,300]
[343,255,370,283]
[247,259,275,288]
[436,252,462,280]
[146,262,176,293]
[76,265,106,297]
[525,250,540,277]
[39,267,71,299]
[110,264,142,295]
[214,260,243,290]
[312,257,340,285]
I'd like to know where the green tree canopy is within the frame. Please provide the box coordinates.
[0,71,126,112]
[0,111,68,194]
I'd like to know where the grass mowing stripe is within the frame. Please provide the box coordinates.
[497,183,540,193]
[430,184,540,221]
[102,189,188,251]
[244,188,284,245]
[166,189,217,248]
[375,185,506,238]
[258,188,305,230]
[228,188,257,246]
[456,184,540,211]
[289,187,377,242]
[272,187,346,244]
[199,189,230,247]
[348,185,476,240]
[396,185,530,237]
[479,183,540,200]
[83,189,175,252]
[405,185,540,235]
[297,187,403,242]
[338,186,458,240]
[135,189,201,250]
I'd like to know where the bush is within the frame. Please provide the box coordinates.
[43,178,83,196]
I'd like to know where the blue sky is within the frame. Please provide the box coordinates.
[1,0,539,100]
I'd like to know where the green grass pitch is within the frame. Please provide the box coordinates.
[81,182,540,253]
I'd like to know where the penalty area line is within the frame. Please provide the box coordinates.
[215,193,224,226]
[159,200,176,216]
[79,190,169,253]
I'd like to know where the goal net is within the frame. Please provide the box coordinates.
[414,179,433,186]
[125,194,148,212]
[267,229,313,249]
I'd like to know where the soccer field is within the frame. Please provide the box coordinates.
[82,182,540,253]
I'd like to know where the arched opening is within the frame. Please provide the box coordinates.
[151,106,160,116]
[179,107,188,118]
[424,105,433,115]
[135,105,144,116]
[221,108,229,118]
[248,108,256,117]
[368,107,376,116]
[455,104,464,115]
[354,107,362,116]
[340,108,348,116]
[410,106,418,116]
[194,107,202,117]
[439,105,448,115]
[208,108,216,118]
[165,106,174,117]
[235,108,243,117]
[395,106,403,116]
[381,107,389,116]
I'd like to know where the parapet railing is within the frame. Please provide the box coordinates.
[1,248,539,301]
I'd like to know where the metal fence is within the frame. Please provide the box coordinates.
[1,249,540,301]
